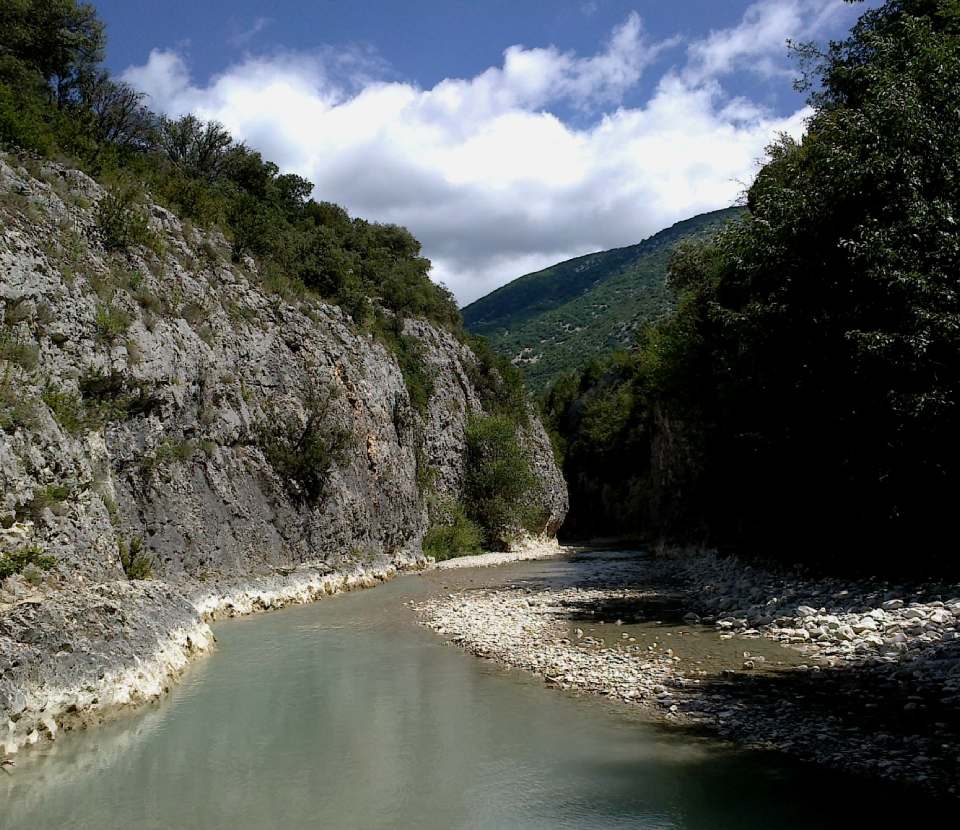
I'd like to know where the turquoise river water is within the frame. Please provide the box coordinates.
[0,557,933,829]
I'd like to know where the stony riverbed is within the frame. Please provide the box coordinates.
[417,548,960,797]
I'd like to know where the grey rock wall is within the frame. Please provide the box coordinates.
[0,150,567,753]
[0,152,567,590]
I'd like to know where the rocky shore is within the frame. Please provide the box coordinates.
[433,536,564,570]
[0,560,405,758]
[0,536,562,759]
[417,548,960,797]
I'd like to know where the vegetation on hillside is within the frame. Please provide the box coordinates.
[0,543,55,581]
[463,209,742,391]
[0,0,460,331]
[545,0,960,572]
[0,1,547,561]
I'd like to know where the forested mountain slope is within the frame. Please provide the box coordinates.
[463,208,742,390]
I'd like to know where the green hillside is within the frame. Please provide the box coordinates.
[463,207,743,390]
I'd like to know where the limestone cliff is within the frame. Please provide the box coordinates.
[0,152,567,753]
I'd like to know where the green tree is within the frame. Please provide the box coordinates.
[157,115,233,180]
[463,414,537,546]
[83,75,154,152]
[548,0,960,570]
[678,0,960,562]
[0,0,104,105]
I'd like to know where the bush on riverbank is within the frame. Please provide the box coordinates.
[462,414,539,547]
[422,502,484,561]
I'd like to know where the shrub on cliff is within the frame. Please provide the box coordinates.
[260,395,352,505]
[371,312,435,415]
[464,336,528,426]
[0,372,40,434]
[96,183,160,253]
[462,414,538,547]
[0,544,56,581]
[118,536,153,580]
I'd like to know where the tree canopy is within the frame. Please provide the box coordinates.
[0,0,461,331]
[546,0,960,572]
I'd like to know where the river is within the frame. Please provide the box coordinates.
[0,556,929,829]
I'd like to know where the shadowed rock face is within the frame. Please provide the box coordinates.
[0,153,567,584]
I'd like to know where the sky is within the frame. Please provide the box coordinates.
[93,0,875,305]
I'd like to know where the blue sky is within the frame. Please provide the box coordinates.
[93,0,874,303]
[97,1,807,118]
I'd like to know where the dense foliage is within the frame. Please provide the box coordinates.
[260,395,351,506]
[546,0,960,572]
[0,1,460,330]
[422,502,484,561]
[462,414,540,548]
[463,209,742,391]
[463,335,529,424]
[421,346,536,557]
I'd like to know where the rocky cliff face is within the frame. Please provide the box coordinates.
[0,152,567,753]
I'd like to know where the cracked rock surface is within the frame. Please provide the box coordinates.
[0,152,567,754]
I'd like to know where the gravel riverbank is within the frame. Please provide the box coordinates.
[417,548,960,797]
[433,537,564,570]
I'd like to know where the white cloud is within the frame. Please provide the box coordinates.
[122,3,853,305]
[123,50,193,110]
[409,12,672,119]
[228,16,273,47]
[684,0,848,82]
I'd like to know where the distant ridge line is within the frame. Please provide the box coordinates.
[463,206,744,390]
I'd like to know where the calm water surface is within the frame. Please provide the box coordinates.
[0,558,931,829]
